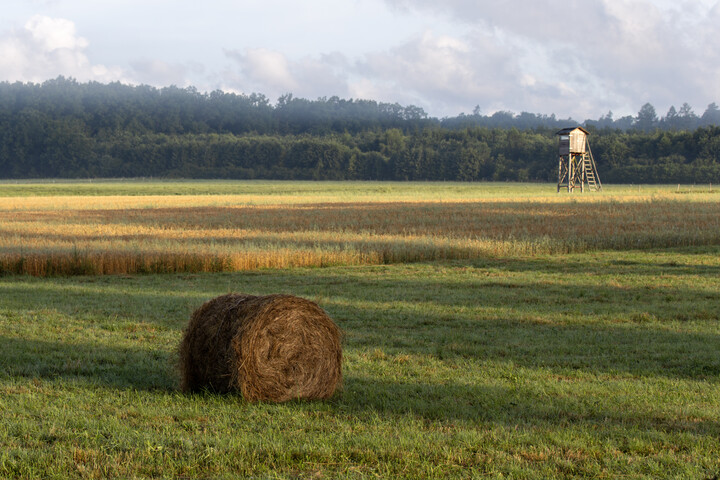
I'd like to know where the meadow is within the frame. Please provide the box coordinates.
[1,181,719,276]
[1,180,719,479]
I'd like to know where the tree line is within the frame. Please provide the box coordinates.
[1,77,719,183]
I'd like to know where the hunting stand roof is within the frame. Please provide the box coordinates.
[556,126,590,136]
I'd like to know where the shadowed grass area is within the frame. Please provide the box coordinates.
[1,250,719,478]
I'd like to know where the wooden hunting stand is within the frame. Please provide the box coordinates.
[556,127,602,192]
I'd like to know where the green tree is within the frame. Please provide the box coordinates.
[635,103,658,132]
[701,103,720,127]
[677,103,699,130]
[663,106,679,130]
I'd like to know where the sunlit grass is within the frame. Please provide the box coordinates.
[1,182,719,276]
[0,179,716,203]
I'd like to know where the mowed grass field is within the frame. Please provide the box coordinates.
[1,180,719,479]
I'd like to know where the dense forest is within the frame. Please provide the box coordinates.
[1,77,719,182]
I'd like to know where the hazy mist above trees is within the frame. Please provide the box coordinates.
[2,77,719,134]
[1,77,719,183]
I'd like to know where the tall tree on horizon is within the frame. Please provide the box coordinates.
[635,103,658,132]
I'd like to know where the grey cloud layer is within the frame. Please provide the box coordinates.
[2,1,718,119]
[381,0,720,117]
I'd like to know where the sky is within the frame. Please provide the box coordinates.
[1,0,719,120]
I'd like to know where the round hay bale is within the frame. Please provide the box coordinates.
[179,293,342,402]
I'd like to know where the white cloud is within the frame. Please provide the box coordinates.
[24,15,87,51]
[224,48,351,101]
[232,48,298,92]
[357,30,517,112]
[0,15,127,84]
[129,59,204,88]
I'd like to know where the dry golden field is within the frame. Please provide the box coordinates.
[1,181,719,276]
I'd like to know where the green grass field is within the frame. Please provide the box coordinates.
[1,181,719,479]
[0,178,711,199]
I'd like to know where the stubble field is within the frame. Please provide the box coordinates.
[1,180,719,479]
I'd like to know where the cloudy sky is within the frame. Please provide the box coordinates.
[1,0,719,120]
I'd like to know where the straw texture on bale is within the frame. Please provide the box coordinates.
[179,293,342,402]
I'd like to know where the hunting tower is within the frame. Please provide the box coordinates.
[556,127,602,192]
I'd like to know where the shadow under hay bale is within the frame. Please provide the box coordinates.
[179,293,342,402]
